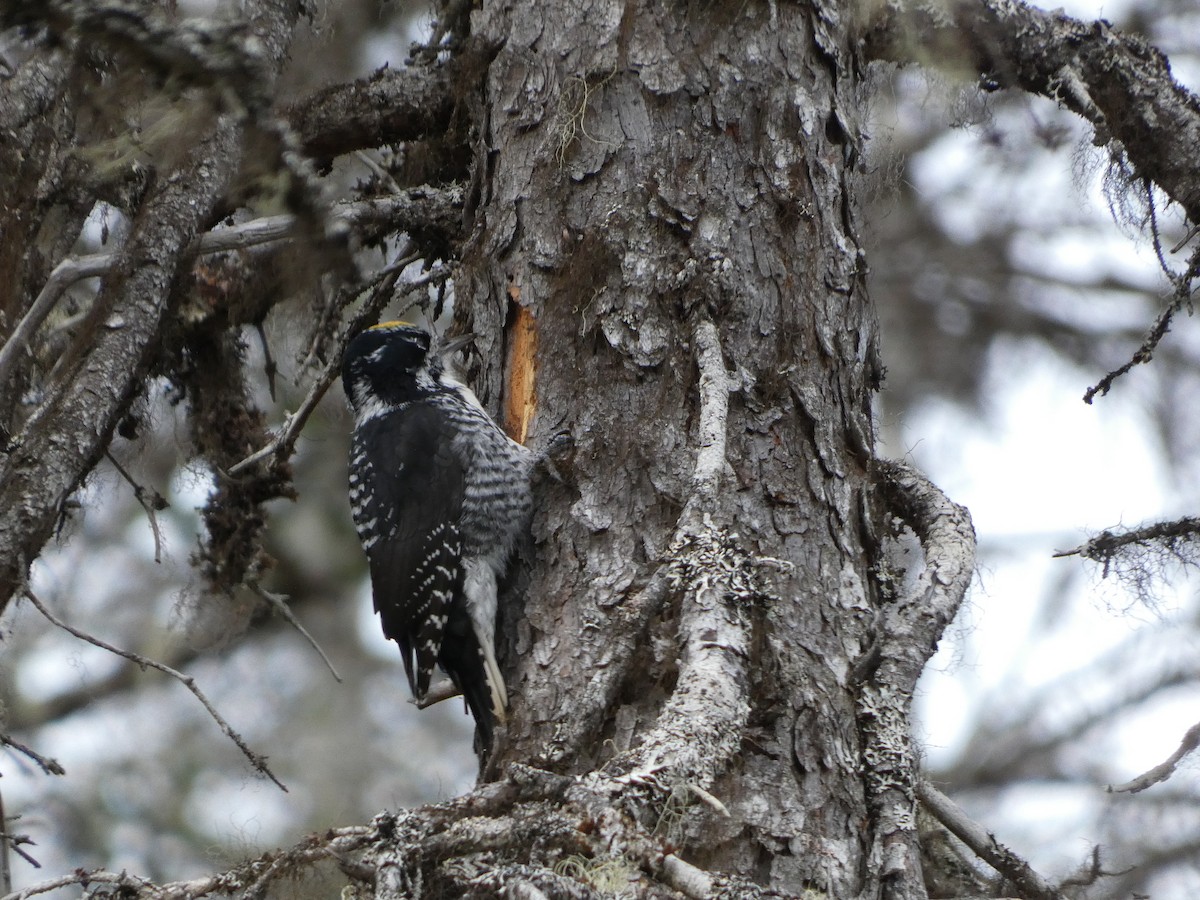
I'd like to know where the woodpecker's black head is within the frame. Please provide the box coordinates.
[342,322,474,413]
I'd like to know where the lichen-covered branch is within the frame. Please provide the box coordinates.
[0,116,245,619]
[605,521,753,792]
[0,0,305,619]
[532,318,746,771]
[2,761,815,900]
[542,319,761,795]
[860,460,976,897]
[0,0,275,114]
[1054,514,1200,569]
[0,826,375,900]
[862,0,1200,224]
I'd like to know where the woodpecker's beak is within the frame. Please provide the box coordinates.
[438,333,477,359]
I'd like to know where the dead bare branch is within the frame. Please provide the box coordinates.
[1109,720,1200,794]
[103,451,167,564]
[250,585,341,683]
[1053,515,1200,568]
[862,0,1200,226]
[917,779,1067,900]
[1082,288,1193,403]
[0,736,64,777]
[21,586,286,791]
[288,65,455,160]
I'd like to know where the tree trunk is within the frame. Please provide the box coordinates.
[459,0,894,893]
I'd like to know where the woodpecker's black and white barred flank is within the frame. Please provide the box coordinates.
[342,322,534,748]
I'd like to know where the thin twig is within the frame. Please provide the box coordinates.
[917,779,1066,900]
[1170,221,1200,254]
[1084,199,1200,404]
[227,258,445,476]
[0,736,64,777]
[414,679,462,709]
[104,451,168,564]
[0,830,39,871]
[1053,515,1200,563]
[254,322,278,403]
[1083,295,1187,403]
[355,150,404,195]
[1,787,41,896]
[1109,719,1200,793]
[298,240,414,372]
[0,252,113,393]
[250,585,341,683]
[21,587,286,791]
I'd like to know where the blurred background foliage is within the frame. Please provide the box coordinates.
[2,0,1200,897]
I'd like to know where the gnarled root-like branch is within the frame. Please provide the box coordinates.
[861,460,976,897]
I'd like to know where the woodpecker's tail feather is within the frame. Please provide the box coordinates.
[437,629,498,750]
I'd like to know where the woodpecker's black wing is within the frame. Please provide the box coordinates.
[350,402,469,701]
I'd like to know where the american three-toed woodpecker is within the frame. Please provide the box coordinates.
[341,322,533,746]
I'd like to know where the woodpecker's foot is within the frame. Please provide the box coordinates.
[536,429,575,483]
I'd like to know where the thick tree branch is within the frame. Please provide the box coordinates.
[0,826,375,900]
[862,0,1200,225]
[0,755,799,900]
[0,0,307,619]
[0,113,246,619]
[0,0,275,114]
[288,65,456,160]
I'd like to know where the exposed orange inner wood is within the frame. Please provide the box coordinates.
[504,303,537,445]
